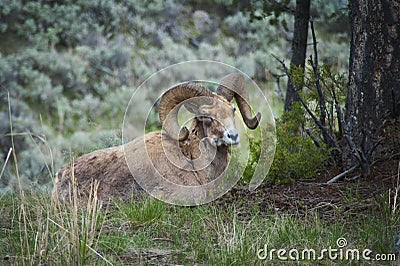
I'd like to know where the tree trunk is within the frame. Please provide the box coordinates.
[344,0,400,176]
[284,0,311,112]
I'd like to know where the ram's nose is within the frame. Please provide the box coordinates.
[224,129,240,145]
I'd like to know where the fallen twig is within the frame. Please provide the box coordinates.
[326,164,359,184]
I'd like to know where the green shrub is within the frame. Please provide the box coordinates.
[246,62,346,183]
[270,120,330,182]
[243,103,329,184]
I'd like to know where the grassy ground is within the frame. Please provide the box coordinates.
[0,172,399,265]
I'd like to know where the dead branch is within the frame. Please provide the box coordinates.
[326,164,359,184]
[330,78,344,138]
[343,124,371,177]
[272,54,339,149]
[367,138,383,158]
[309,17,330,145]
[304,128,321,148]
[371,152,400,166]
[343,124,362,163]
[271,71,286,102]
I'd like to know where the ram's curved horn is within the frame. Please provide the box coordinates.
[159,82,213,140]
[216,73,261,129]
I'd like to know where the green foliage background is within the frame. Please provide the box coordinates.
[0,0,349,192]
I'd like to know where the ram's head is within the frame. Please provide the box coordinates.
[158,73,261,147]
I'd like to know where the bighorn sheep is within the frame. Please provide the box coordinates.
[53,73,261,203]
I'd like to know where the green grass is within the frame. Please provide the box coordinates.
[1,189,399,265]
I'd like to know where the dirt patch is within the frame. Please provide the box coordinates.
[217,158,400,222]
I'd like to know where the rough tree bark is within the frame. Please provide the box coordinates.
[284,0,311,112]
[344,0,400,176]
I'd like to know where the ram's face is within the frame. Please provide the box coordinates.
[196,95,239,146]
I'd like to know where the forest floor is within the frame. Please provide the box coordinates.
[218,158,400,222]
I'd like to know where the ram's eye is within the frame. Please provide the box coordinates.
[233,107,237,113]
